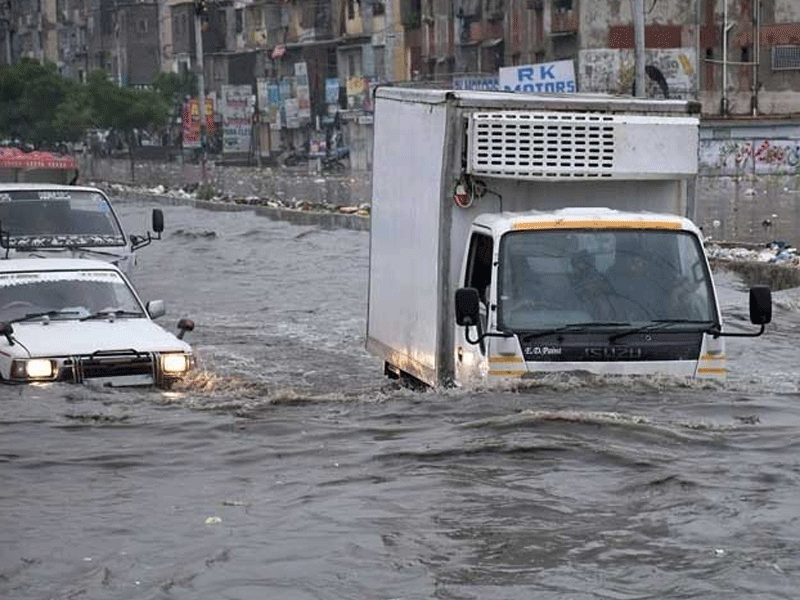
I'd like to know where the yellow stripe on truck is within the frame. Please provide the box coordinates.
[512,219,684,231]
[489,370,526,377]
[697,367,728,375]
[489,356,524,363]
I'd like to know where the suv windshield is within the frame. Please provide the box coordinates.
[498,229,717,331]
[0,269,144,322]
[0,189,124,246]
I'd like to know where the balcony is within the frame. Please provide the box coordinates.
[551,9,578,35]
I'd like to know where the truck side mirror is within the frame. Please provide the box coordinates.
[152,208,164,234]
[713,285,772,338]
[455,287,481,326]
[749,285,772,325]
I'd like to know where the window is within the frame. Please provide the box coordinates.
[374,46,385,80]
[772,46,800,71]
[465,233,493,304]
[465,232,494,351]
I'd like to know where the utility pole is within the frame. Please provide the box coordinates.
[194,0,208,182]
[721,0,729,114]
[0,0,12,66]
[751,0,760,115]
[631,0,645,97]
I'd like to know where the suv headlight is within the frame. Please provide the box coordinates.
[161,353,191,375]
[11,359,57,381]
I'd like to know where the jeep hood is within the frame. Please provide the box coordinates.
[6,319,191,357]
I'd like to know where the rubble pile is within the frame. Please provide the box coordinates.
[705,240,799,267]
[94,181,371,217]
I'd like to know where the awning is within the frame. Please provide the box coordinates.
[481,38,504,47]
[0,147,78,170]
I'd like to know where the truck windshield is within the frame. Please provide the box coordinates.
[0,269,144,322]
[0,189,124,246]
[497,229,717,331]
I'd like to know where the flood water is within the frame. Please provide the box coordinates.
[3,198,800,599]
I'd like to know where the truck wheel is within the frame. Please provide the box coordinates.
[384,362,401,380]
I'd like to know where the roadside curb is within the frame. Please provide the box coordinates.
[113,193,370,231]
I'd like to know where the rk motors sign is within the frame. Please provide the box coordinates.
[499,60,577,94]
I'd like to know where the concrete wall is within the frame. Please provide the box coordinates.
[78,154,372,208]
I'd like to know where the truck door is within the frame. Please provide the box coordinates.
[456,231,494,381]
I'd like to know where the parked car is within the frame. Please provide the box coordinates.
[0,258,195,388]
[0,183,164,274]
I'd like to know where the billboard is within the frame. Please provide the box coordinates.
[221,85,253,154]
[182,97,214,149]
[453,75,499,91]
[499,60,577,93]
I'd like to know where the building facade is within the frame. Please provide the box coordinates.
[2,0,799,117]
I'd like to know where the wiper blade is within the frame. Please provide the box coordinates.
[522,322,631,342]
[12,310,64,323]
[609,319,717,343]
[80,309,144,321]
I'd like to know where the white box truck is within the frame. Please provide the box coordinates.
[366,87,771,388]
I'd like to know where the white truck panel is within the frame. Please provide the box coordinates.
[369,87,711,388]
[367,90,450,383]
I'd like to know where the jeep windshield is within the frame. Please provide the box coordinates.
[0,189,125,247]
[0,269,145,322]
[497,229,718,332]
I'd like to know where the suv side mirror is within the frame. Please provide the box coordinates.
[152,208,164,233]
[749,285,772,325]
[455,287,481,326]
[147,299,166,319]
[177,318,195,340]
[0,321,15,345]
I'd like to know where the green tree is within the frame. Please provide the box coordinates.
[0,59,85,149]
[152,71,197,104]
[85,69,169,153]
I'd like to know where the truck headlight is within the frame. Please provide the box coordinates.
[11,359,56,380]
[161,353,190,375]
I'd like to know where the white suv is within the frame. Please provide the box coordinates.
[0,183,163,274]
[0,257,194,388]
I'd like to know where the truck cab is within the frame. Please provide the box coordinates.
[454,208,748,382]
[0,184,163,274]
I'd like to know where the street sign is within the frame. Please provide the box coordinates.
[499,60,577,94]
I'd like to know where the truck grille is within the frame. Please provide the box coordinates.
[467,111,616,179]
[64,351,156,382]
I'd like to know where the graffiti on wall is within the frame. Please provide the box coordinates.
[579,48,697,98]
[700,139,800,175]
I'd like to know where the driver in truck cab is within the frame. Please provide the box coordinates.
[569,249,617,321]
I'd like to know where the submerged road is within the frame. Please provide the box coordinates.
[2,197,800,599]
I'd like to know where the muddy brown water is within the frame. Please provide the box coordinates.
[2,198,800,599]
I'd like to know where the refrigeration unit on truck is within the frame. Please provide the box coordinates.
[366,87,772,388]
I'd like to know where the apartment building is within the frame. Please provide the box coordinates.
[4,0,798,116]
